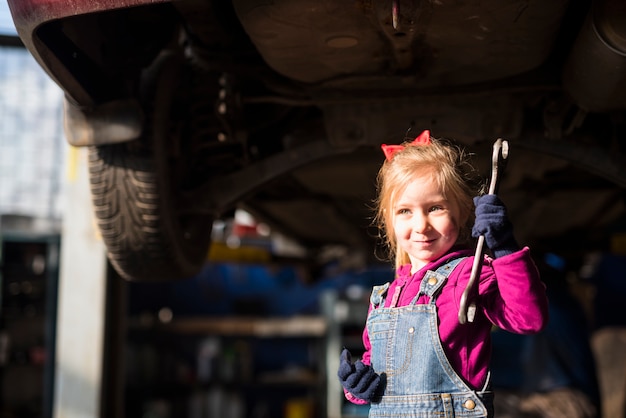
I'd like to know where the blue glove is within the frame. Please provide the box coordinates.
[472,195,519,258]
[337,348,381,401]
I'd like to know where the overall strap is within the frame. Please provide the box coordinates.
[369,282,390,308]
[412,257,467,305]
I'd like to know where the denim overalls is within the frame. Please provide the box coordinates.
[366,258,494,417]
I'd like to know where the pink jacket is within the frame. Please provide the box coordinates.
[347,247,548,404]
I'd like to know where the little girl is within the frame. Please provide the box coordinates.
[337,130,549,417]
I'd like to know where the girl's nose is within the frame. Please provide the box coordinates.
[412,213,430,233]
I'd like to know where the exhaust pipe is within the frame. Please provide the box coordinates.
[563,0,626,112]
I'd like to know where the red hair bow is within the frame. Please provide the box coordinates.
[381,130,431,161]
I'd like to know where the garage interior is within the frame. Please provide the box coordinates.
[3,155,626,418]
[2,82,626,418]
[4,179,626,418]
[2,1,626,418]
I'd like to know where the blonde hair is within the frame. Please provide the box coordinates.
[374,134,481,269]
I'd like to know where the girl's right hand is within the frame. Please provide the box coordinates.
[337,348,381,401]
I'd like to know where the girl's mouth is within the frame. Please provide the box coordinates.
[415,238,435,246]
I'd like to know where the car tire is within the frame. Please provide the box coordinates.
[88,51,213,281]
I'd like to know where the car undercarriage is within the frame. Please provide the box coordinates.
[8,0,626,281]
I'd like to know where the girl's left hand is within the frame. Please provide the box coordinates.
[472,195,519,258]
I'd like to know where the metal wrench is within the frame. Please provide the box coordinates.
[458,138,509,324]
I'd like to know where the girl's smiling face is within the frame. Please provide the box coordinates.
[392,173,461,273]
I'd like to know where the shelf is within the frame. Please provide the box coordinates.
[256,368,320,386]
[0,228,60,418]
[130,316,327,338]
[125,315,327,417]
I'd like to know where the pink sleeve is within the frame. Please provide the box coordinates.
[344,388,370,405]
[481,247,549,333]
[360,304,374,366]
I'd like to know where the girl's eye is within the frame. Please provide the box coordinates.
[429,205,443,212]
[397,208,410,215]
